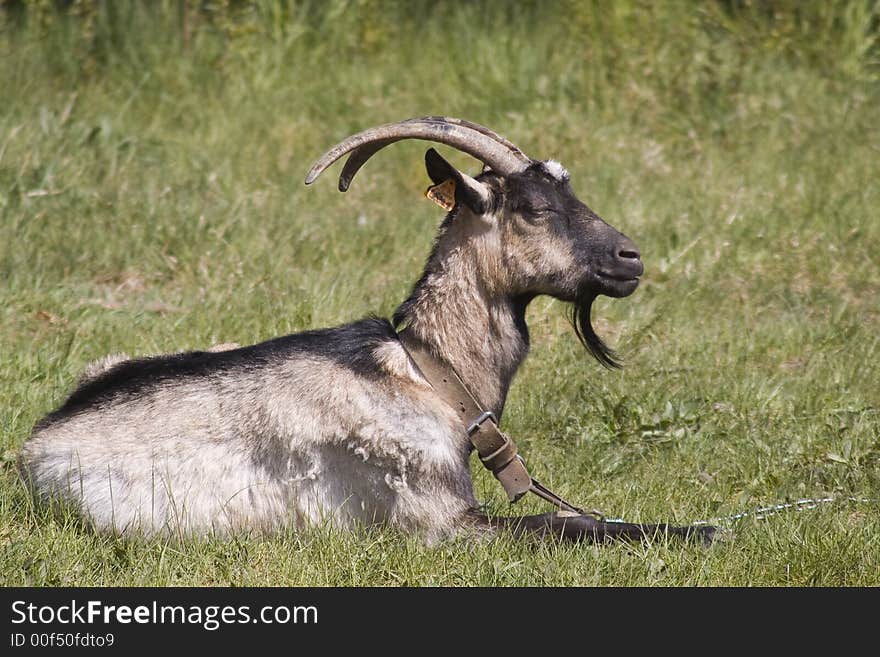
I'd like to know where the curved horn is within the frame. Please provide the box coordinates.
[304,116,531,191]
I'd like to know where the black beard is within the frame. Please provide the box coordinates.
[569,291,620,369]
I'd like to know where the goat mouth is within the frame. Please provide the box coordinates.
[598,271,640,282]
[595,271,640,297]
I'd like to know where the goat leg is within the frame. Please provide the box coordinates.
[469,510,718,545]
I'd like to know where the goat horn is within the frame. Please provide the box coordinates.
[304,116,532,191]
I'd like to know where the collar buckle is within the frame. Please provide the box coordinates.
[466,410,497,436]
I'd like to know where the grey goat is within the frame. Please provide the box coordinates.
[20,117,714,543]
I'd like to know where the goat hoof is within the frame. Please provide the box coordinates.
[692,524,732,546]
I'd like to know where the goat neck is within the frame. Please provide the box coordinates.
[395,207,530,420]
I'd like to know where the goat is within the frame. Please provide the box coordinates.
[19,117,715,544]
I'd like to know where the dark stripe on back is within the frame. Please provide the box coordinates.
[42,316,398,425]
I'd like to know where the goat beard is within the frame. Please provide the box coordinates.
[569,291,621,369]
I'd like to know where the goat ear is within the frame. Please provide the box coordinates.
[424,148,491,215]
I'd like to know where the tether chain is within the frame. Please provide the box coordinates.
[604,496,880,527]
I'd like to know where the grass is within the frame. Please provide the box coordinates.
[1,1,879,586]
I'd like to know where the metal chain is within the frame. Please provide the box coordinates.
[605,496,880,527]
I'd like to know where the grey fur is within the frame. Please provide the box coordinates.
[19,120,645,542]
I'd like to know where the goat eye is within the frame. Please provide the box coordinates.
[516,202,548,215]
[532,206,559,218]
[517,207,559,227]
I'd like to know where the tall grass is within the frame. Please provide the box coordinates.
[1,1,878,585]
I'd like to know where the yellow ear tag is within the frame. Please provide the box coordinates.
[425,179,456,211]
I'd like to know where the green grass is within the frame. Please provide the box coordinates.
[1,1,879,586]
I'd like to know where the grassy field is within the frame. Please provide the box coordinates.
[1,1,879,586]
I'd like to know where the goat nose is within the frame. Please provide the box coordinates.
[617,239,641,262]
